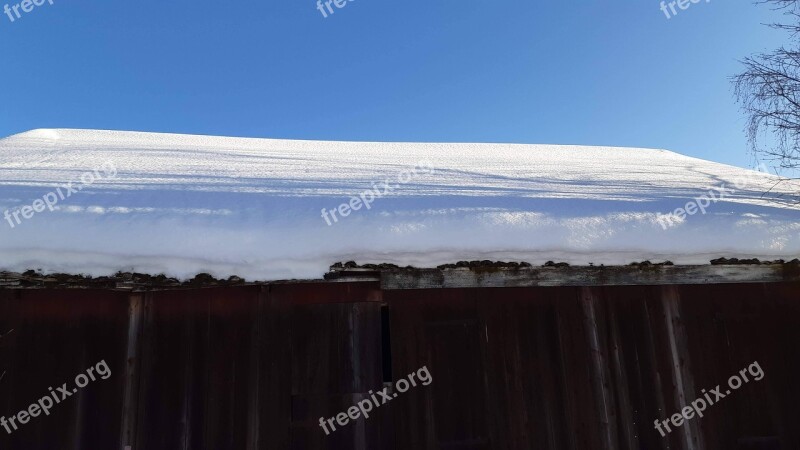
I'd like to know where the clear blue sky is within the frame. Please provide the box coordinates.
[0,0,789,169]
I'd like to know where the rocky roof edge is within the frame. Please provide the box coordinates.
[1,258,797,290]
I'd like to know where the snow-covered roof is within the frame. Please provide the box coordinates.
[0,129,798,280]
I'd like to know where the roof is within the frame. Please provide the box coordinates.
[1,129,799,281]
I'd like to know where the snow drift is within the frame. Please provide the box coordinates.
[0,129,798,280]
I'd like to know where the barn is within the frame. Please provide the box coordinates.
[0,129,799,450]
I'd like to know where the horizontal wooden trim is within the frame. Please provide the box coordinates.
[378,264,800,290]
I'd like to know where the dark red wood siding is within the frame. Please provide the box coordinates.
[0,281,797,449]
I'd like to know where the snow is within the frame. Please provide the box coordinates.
[0,128,799,280]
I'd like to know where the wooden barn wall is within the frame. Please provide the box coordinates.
[0,281,798,450]
[385,283,800,450]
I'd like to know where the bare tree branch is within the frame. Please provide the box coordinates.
[734,0,800,180]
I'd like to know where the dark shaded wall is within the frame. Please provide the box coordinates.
[0,281,797,450]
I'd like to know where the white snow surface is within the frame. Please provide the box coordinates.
[0,129,798,280]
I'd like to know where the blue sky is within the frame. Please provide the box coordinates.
[0,0,789,169]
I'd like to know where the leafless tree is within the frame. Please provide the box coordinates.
[733,0,800,176]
